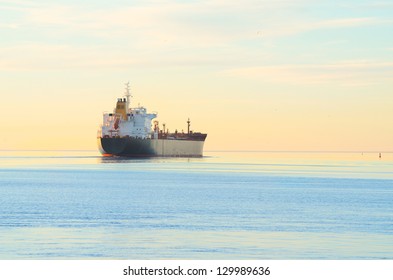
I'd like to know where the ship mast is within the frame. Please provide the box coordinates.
[124,82,132,110]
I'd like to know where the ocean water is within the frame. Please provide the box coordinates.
[0,150,392,259]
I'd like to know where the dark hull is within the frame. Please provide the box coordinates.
[98,137,206,157]
[99,137,155,156]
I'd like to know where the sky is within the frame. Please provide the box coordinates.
[0,0,392,151]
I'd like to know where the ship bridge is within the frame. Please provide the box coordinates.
[99,83,157,139]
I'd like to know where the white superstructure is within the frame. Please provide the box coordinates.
[100,83,157,139]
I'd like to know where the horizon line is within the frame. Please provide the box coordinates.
[0,149,392,153]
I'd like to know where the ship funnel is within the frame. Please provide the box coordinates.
[115,98,127,120]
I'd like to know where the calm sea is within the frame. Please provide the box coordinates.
[0,150,392,259]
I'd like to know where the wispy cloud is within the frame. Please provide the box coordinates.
[222,61,393,86]
[0,43,239,70]
[0,1,321,44]
[0,23,18,29]
[345,1,393,9]
[1,1,393,74]
[259,17,390,38]
[0,44,143,70]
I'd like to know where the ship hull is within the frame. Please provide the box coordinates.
[98,137,206,157]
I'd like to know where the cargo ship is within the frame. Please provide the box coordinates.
[97,83,207,157]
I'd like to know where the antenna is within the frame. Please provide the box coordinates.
[124,81,132,109]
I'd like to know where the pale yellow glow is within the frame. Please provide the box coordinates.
[0,1,392,151]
